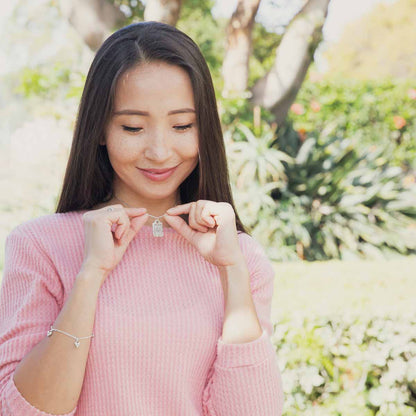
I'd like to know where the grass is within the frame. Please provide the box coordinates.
[271,256,416,322]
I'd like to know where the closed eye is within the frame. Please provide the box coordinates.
[174,123,194,131]
[121,124,194,133]
[122,126,142,132]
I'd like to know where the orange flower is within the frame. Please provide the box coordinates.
[310,100,321,112]
[393,116,406,129]
[298,128,307,142]
[407,88,416,100]
[290,103,305,115]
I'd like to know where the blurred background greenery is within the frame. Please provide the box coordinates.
[0,0,415,414]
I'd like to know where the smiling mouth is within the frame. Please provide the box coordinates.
[139,166,178,174]
[137,166,178,181]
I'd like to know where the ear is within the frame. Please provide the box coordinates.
[99,137,106,146]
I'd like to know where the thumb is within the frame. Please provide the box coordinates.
[164,214,195,243]
[126,214,149,240]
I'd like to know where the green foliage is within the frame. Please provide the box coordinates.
[289,76,416,170]
[248,23,282,88]
[178,2,281,92]
[282,134,416,260]
[225,123,293,188]
[15,64,68,97]
[219,95,257,129]
[13,63,85,101]
[274,314,416,415]
[219,95,276,132]
[225,118,416,261]
[177,0,225,90]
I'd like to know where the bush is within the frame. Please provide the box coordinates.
[225,121,416,261]
[273,314,416,415]
[289,77,416,171]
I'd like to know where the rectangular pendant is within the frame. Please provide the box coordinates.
[152,219,164,237]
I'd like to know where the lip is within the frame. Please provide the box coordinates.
[140,166,178,174]
[137,166,178,182]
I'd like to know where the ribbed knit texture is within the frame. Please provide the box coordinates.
[0,210,284,416]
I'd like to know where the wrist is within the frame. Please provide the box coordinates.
[217,253,246,272]
[77,265,108,287]
[80,260,109,276]
[217,255,250,298]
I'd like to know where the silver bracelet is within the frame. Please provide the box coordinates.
[47,325,94,348]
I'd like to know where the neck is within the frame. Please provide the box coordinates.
[111,194,181,228]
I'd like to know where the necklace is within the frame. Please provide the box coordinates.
[112,195,178,237]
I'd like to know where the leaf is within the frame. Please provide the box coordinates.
[296,138,316,164]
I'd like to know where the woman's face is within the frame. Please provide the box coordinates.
[102,61,199,210]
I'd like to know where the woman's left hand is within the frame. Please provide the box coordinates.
[164,200,244,267]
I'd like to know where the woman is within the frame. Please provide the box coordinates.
[0,21,284,416]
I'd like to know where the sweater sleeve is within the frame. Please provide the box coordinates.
[0,228,77,416]
[202,233,284,416]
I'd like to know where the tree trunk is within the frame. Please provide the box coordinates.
[221,0,261,97]
[250,0,331,126]
[144,0,182,26]
[59,0,126,51]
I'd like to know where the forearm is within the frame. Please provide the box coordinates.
[218,259,263,344]
[12,268,104,414]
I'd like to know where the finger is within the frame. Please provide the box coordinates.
[104,206,128,235]
[111,221,125,238]
[106,207,146,240]
[201,205,216,227]
[123,213,149,241]
[197,202,216,227]
[194,201,212,230]
[121,208,147,238]
[115,211,131,240]
[130,212,149,230]
[166,203,192,216]
[195,201,207,224]
[123,207,148,217]
[115,222,124,240]
[105,205,146,224]
[189,202,208,232]
[164,214,196,242]
[103,205,147,217]
[115,210,132,239]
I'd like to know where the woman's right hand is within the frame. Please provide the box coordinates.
[80,204,149,286]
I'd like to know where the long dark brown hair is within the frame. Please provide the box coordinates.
[56,21,248,234]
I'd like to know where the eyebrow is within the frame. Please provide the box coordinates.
[113,108,196,116]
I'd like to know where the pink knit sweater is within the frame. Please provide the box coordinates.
[0,210,284,415]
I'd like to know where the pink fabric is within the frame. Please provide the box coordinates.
[0,211,284,415]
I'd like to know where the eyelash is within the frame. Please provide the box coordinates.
[122,124,194,133]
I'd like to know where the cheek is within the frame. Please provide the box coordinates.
[179,136,199,159]
[106,131,138,163]
[107,142,130,164]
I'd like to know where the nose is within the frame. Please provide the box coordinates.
[143,129,172,161]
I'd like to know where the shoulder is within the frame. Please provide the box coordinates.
[238,231,264,250]
[6,211,84,252]
[237,232,274,277]
[2,213,84,304]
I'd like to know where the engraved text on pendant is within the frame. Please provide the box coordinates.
[152,219,164,237]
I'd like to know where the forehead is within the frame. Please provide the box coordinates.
[114,62,195,109]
